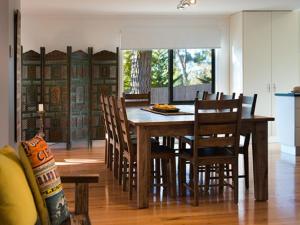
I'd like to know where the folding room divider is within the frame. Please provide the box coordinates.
[21,46,119,149]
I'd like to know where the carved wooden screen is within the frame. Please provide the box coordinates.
[90,50,118,140]
[21,47,119,147]
[70,49,91,148]
[21,50,42,140]
[43,50,69,143]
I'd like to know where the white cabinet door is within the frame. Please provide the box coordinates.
[243,12,272,119]
[271,12,300,137]
[230,13,244,94]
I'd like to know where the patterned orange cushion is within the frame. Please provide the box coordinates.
[22,135,70,225]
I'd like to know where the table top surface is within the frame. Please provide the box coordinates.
[127,105,275,126]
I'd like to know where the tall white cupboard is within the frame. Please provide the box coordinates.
[230,11,300,139]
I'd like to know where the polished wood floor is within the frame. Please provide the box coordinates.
[54,142,300,225]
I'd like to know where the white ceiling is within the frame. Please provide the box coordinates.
[21,0,300,16]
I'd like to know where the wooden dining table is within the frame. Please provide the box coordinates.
[126,105,274,209]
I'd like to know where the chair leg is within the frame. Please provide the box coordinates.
[193,162,199,206]
[225,164,230,177]
[155,158,161,187]
[205,165,211,192]
[189,163,194,187]
[170,137,175,149]
[233,160,239,204]
[244,149,249,189]
[150,159,154,191]
[108,143,113,170]
[122,158,128,192]
[128,160,133,200]
[219,164,224,192]
[179,158,186,197]
[118,150,123,185]
[113,144,119,179]
[163,137,167,146]
[104,138,108,165]
[169,157,176,198]
[162,159,168,196]
[179,138,183,150]
[106,141,111,169]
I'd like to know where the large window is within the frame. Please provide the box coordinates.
[123,49,215,103]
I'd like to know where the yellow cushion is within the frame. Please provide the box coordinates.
[0,145,37,225]
[19,145,50,225]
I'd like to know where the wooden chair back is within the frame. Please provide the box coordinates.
[115,97,134,156]
[100,93,109,138]
[123,92,151,106]
[203,91,220,100]
[193,97,242,158]
[239,93,257,138]
[103,95,115,140]
[196,91,207,100]
[220,92,236,100]
[240,94,257,117]
[108,96,120,145]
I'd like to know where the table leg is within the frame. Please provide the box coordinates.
[137,125,150,208]
[252,121,268,201]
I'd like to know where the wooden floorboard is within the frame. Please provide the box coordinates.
[54,143,300,225]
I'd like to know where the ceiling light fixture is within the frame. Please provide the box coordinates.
[177,0,196,10]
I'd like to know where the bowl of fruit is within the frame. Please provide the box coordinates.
[152,104,180,113]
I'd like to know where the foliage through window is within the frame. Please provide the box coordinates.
[123,49,214,103]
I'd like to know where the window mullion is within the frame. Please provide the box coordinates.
[168,49,174,104]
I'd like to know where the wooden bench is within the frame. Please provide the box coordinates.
[61,174,99,225]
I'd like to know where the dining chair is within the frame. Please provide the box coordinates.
[115,97,176,200]
[179,97,242,205]
[123,92,151,106]
[123,91,170,168]
[217,93,257,189]
[179,91,221,189]
[238,93,257,189]
[103,95,118,176]
[100,93,113,170]
[180,91,221,148]
[122,91,154,140]
[108,96,124,184]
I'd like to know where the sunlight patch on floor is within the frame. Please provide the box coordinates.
[55,161,82,166]
[64,158,102,163]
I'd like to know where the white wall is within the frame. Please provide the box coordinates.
[0,0,10,146]
[21,14,230,93]
[0,0,20,146]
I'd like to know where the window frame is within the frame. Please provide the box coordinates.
[121,48,216,104]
